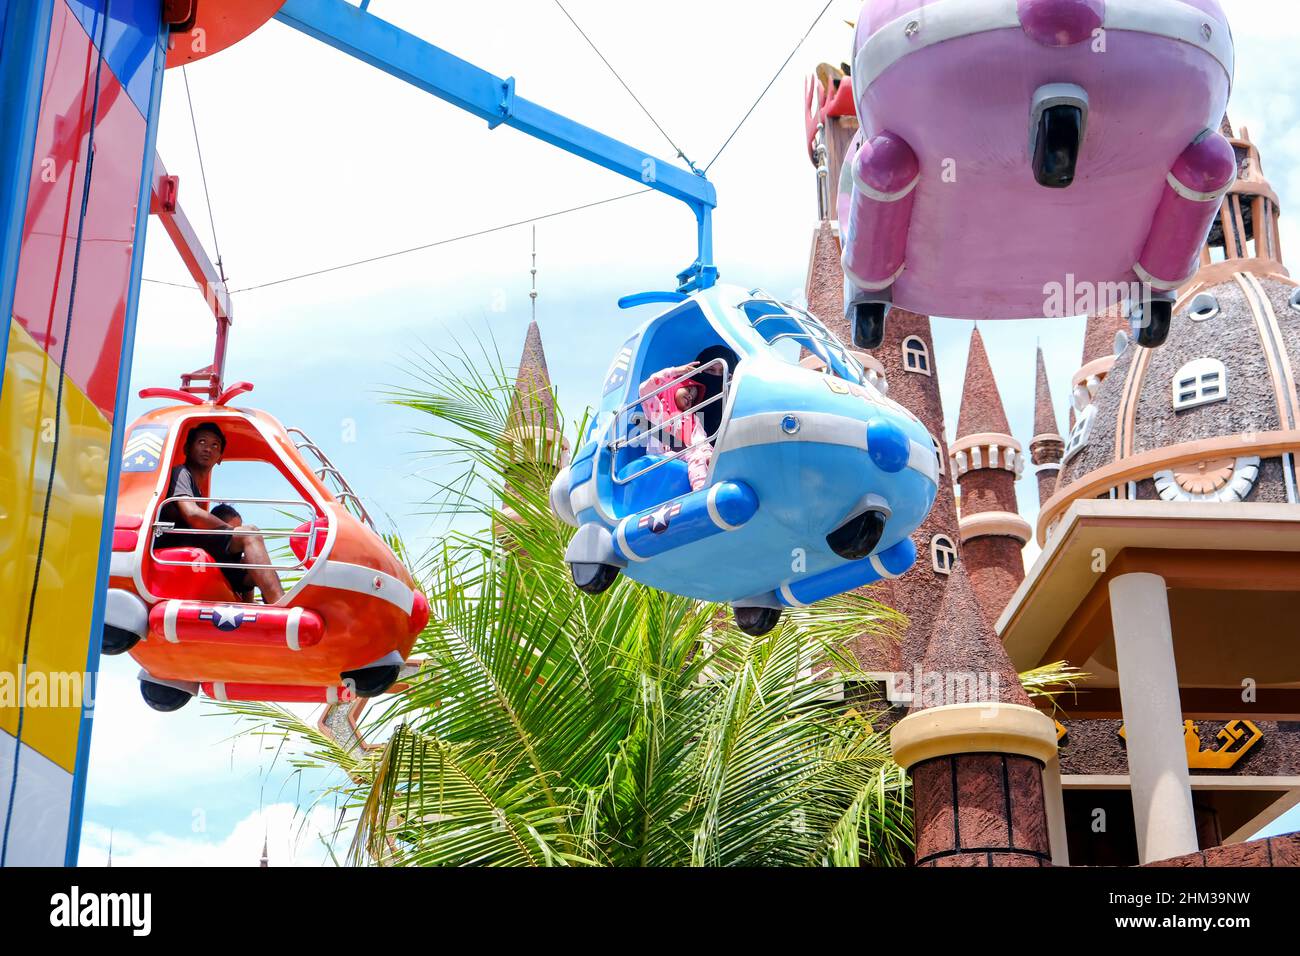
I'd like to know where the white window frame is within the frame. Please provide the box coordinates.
[1063,403,1096,463]
[931,535,957,575]
[902,335,931,376]
[931,433,945,475]
[1172,358,1228,412]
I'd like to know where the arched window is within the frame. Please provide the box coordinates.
[930,433,945,475]
[902,336,931,375]
[931,535,957,575]
[1063,403,1096,463]
[1172,358,1228,411]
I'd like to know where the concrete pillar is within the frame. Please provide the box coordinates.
[1043,753,1070,866]
[1108,572,1197,863]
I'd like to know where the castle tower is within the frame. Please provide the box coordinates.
[1029,346,1064,507]
[950,328,1030,625]
[890,568,1058,866]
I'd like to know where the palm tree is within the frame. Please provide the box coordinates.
[223,340,1083,866]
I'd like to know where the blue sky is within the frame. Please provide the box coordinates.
[78,0,1300,864]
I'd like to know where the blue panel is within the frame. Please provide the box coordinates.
[64,0,161,116]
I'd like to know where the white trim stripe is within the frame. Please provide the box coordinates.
[869,554,903,580]
[1166,169,1232,204]
[851,164,919,203]
[109,551,135,578]
[841,256,905,293]
[907,438,940,484]
[706,485,741,532]
[1133,261,1192,291]
[855,0,1232,90]
[286,607,303,651]
[779,582,806,608]
[570,478,599,515]
[212,682,228,702]
[615,519,646,562]
[310,561,415,615]
[163,600,180,643]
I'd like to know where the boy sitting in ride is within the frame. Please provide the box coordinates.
[153,422,285,604]
[637,347,733,492]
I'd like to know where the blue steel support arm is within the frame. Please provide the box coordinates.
[274,0,718,291]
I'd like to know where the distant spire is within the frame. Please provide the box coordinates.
[507,227,557,433]
[107,829,113,868]
[1030,346,1065,507]
[955,327,1011,439]
[1032,346,1061,440]
[260,833,269,868]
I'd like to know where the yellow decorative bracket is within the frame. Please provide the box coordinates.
[1116,719,1263,769]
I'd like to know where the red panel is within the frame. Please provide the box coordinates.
[12,1,149,420]
[165,1,284,68]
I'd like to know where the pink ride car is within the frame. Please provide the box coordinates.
[839,0,1237,349]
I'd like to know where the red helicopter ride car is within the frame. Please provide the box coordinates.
[103,379,428,711]
[103,380,428,711]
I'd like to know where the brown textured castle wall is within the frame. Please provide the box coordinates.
[912,754,1052,867]
[1131,283,1283,457]
[962,535,1025,625]
[957,468,1019,515]
[1035,467,1060,507]
[805,221,845,326]
[1144,831,1300,867]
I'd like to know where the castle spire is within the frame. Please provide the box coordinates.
[890,568,1057,866]
[955,328,1011,439]
[949,328,1029,626]
[499,231,569,546]
[506,227,558,436]
[1029,347,1064,507]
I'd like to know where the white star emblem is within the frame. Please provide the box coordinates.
[215,606,241,628]
[649,505,672,532]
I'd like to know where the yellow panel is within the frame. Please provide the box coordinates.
[0,319,110,772]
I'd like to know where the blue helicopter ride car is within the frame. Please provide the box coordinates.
[549,284,940,635]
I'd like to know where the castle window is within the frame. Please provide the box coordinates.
[902,336,931,375]
[1062,404,1096,463]
[1188,293,1220,322]
[931,433,945,475]
[1289,288,1300,315]
[1172,358,1228,411]
[931,535,957,575]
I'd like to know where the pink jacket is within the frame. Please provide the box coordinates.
[638,369,712,490]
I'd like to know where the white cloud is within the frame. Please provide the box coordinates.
[84,658,328,805]
[79,802,353,867]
